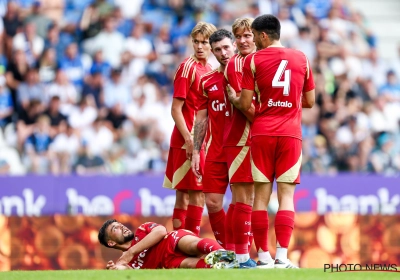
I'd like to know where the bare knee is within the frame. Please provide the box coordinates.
[205,194,223,213]
[175,191,189,209]
[188,190,205,207]
[233,183,254,205]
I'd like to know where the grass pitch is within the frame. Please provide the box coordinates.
[2,269,399,280]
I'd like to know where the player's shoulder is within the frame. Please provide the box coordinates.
[201,68,219,80]
[178,56,198,71]
[139,222,160,230]
[284,48,308,62]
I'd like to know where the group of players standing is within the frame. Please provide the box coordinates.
[163,14,315,269]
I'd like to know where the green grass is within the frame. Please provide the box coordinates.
[2,269,400,280]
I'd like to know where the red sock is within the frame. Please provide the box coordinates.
[196,259,212,268]
[209,209,226,248]
[248,233,254,252]
[172,208,187,230]
[275,210,295,248]
[225,204,235,251]
[252,210,269,252]
[196,238,223,254]
[233,202,252,254]
[185,205,203,236]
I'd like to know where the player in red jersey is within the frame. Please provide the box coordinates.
[223,18,257,268]
[228,14,315,269]
[98,219,238,269]
[191,29,237,248]
[163,22,217,236]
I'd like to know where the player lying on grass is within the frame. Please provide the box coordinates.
[98,219,238,269]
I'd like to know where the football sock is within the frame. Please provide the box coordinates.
[233,202,252,255]
[258,251,273,262]
[172,208,187,230]
[196,238,223,254]
[208,209,226,247]
[185,205,204,236]
[275,210,295,259]
[196,259,212,268]
[236,253,250,263]
[252,210,269,258]
[225,203,235,251]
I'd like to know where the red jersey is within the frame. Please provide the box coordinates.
[128,222,165,269]
[198,67,226,162]
[170,56,212,149]
[241,48,315,140]
[223,53,251,147]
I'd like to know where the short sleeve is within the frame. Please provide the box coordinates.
[173,62,193,99]
[225,57,243,93]
[198,76,209,111]
[241,54,256,91]
[140,222,163,234]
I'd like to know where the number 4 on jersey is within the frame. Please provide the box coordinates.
[272,60,291,96]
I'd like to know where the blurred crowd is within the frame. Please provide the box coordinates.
[0,0,399,176]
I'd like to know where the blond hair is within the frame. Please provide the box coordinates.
[191,22,217,39]
[232,18,254,36]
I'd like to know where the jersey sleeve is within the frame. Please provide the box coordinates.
[139,222,164,234]
[173,62,193,99]
[303,56,315,92]
[225,58,243,93]
[198,76,209,111]
[241,54,256,91]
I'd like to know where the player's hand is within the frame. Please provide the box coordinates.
[117,250,133,266]
[191,151,201,179]
[106,260,116,270]
[185,136,194,160]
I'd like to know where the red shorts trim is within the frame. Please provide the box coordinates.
[224,146,253,184]
[162,229,196,268]
[203,161,229,194]
[251,136,302,184]
[163,148,205,191]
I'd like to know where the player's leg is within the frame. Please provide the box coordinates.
[226,146,254,268]
[164,147,190,230]
[180,257,212,268]
[204,161,229,247]
[251,136,276,268]
[225,187,236,251]
[177,234,224,256]
[173,190,189,230]
[185,149,206,236]
[274,136,302,269]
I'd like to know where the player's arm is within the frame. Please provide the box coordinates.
[302,89,315,108]
[171,97,193,160]
[116,225,168,266]
[302,57,316,108]
[192,108,208,178]
[227,86,254,113]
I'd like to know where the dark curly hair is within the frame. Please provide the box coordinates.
[98,219,117,248]
[209,29,234,47]
[251,14,281,41]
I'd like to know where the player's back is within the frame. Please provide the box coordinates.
[245,47,313,140]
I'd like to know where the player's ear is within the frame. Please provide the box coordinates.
[233,41,237,51]
[107,240,116,247]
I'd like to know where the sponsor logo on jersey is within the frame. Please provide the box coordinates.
[211,100,226,112]
[267,99,293,108]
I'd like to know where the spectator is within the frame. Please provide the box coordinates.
[112,6,133,37]
[104,68,130,109]
[44,24,70,59]
[0,76,13,129]
[379,70,400,102]
[68,96,98,130]
[84,16,125,67]
[17,67,47,111]
[58,42,85,90]
[44,95,67,137]
[16,99,42,149]
[24,0,52,39]
[74,142,107,175]
[290,26,316,64]
[50,122,80,174]
[24,114,54,174]
[81,117,113,156]
[40,0,65,25]
[278,6,299,45]
[12,21,44,66]
[90,49,111,79]
[369,133,400,175]
[46,69,79,115]
[3,1,22,59]
[105,103,127,140]
[6,50,29,108]
[81,68,105,111]
[36,47,58,83]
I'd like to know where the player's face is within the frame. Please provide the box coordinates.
[211,38,236,66]
[234,28,255,55]
[192,34,211,61]
[252,29,263,50]
[106,222,134,246]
